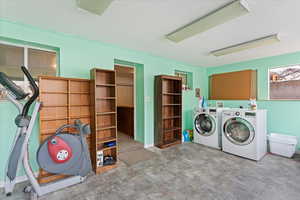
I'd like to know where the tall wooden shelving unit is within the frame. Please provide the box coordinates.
[90,68,117,174]
[39,76,92,184]
[154,75,182,149]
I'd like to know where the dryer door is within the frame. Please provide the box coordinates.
[194,113,216,136]
[223,117,255,145]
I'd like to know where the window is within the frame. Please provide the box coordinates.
[269,65,300,100]
[0,42,57,99]
[175,70,193,90]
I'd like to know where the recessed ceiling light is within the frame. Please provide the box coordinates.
[166,0,250,43]
[210,34,281,56]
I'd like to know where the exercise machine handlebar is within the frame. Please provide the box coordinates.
[0,71,28,100]
[21,66,39,117]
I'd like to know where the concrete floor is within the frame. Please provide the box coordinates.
[1,143,300,200]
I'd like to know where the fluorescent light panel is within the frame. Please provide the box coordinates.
[211,34,280,56]
[76,0,114,16]
[166,0,250,43]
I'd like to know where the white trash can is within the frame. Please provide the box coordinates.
[268,133,298,158]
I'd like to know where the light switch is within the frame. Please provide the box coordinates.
[195,88,201,97]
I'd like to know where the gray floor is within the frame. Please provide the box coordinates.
[118,132,157,166]
[118,132,144,153]
[1,143,300,200]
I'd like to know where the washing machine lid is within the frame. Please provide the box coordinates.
[194,113,216,136]
[223,117,255,145]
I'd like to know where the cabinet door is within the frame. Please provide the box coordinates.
[209,70,257,100]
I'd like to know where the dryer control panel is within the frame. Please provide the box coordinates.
[245,112,256,117]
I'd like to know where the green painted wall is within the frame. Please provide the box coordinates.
[0,19,207,181]
[207,51,300,150]
[4,15,300,184]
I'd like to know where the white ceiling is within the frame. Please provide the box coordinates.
[1,0,300,67]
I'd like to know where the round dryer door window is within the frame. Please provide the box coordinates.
[194,114,216,136]
[223,117,255,145]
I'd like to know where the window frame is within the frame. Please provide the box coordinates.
[175,70,193,90]
[268,64,300,100]
[0,40,59,100]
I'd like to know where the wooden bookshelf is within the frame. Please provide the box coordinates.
[154,75,182,149]
[90,68,117,174]
[38,76,92,184]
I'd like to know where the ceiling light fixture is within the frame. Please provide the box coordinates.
[166,0,250,43]
[76,0,114,16]
[210,34,281,56]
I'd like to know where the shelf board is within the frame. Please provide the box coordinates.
[96,97,116,100]
[96,164,117,174]
[96,112,116,115]
[69,104,90,107]
[40,130,56,135]
[97,126,116,131]
[116,83,133,87]
[42,105,68,107]
[158,139,181,149]
[163,127,182,132]
[163,92,181,95]
[165,139,181,145]
[40,117,68,121]
[162,104,182,106]
[96,84,115,87]
[163,116,181,120]
[70,115,90,119]
[97,136,117,143]
[98,145,117,151]
[70,92,90,94]
[41,91,68,94]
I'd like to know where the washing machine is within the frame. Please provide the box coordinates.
[193,107,226,149]
[221,109,267,161]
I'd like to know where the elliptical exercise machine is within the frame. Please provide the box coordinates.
[0,66,92,199]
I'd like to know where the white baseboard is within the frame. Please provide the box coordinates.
[0,172,39,188]
[144,143,154,148]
